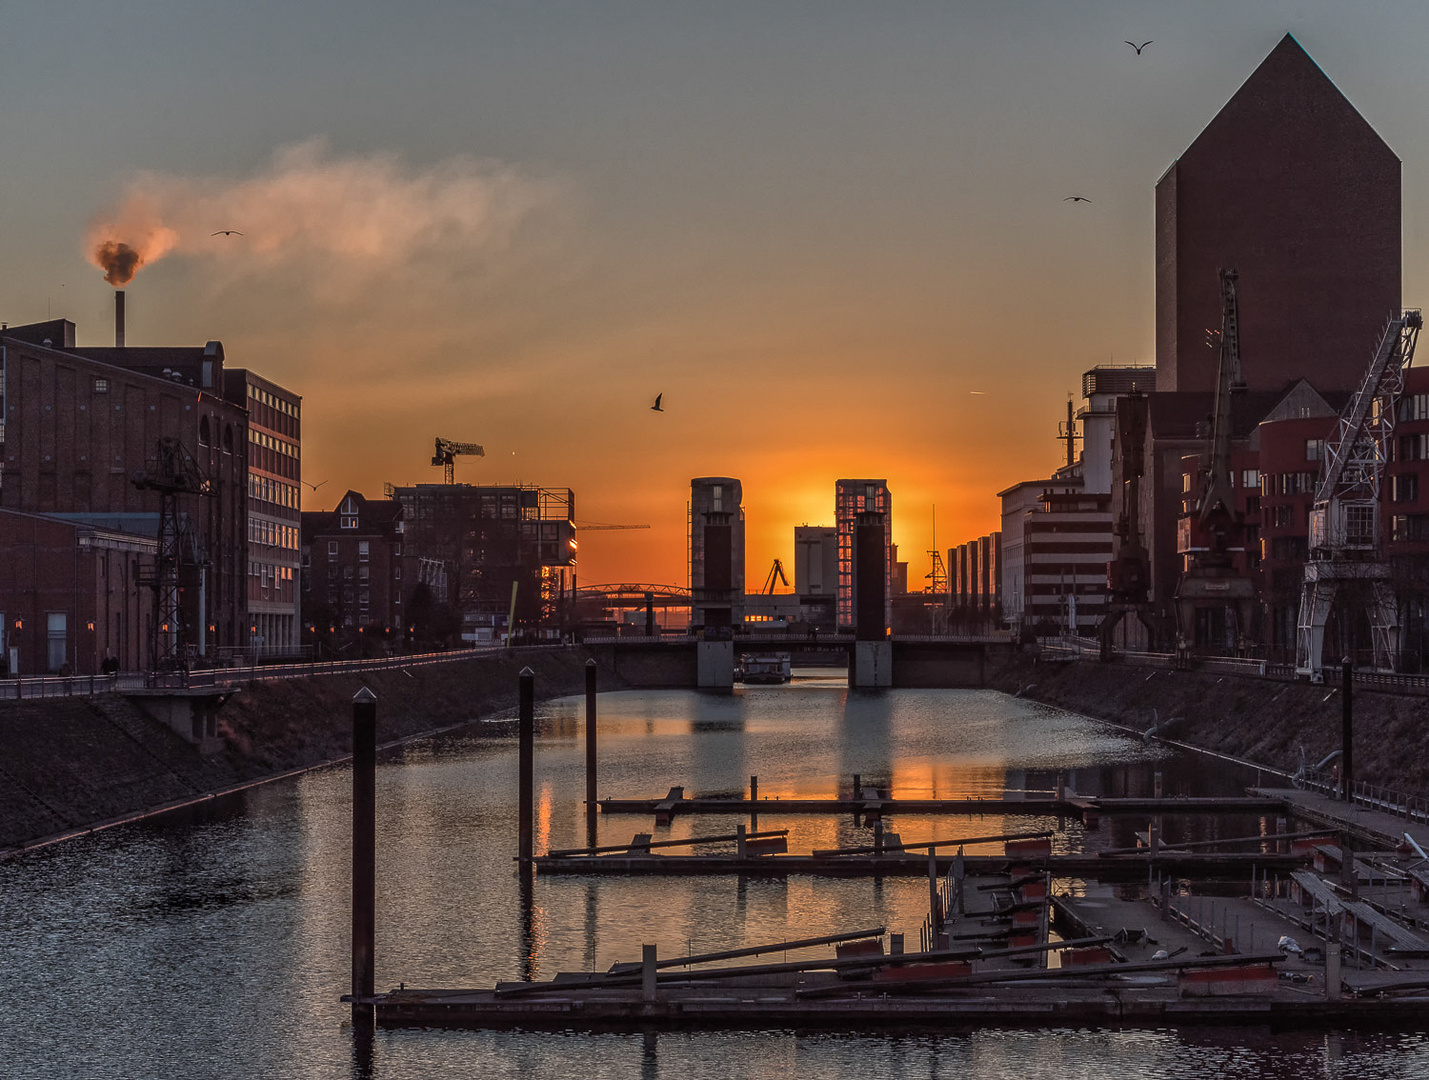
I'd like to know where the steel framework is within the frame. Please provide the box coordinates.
[1296,310,1424,680]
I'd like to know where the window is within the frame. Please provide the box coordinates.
[1305,439,1325,462]
[1272,505,1294,528]
[1393,474,1419,503]
[46,613,67,673]
[1241,469,1259,489]
[358,541,370,562]
[1182,473,1192,493]
[93,378,109,393]
[327,541,338,556]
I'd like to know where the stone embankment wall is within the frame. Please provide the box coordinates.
[986,654,1429,792]
[0,649,620,854]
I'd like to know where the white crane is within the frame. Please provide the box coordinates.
[1295,310,1424,681]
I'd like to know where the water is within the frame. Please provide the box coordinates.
[2,679,1427,1078]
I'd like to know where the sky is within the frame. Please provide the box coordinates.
[5,1,1429,588]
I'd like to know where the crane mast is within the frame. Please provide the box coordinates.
[1174,269,1257,660]
[1295,309,1423,681]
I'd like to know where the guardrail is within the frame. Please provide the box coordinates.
[0,643,534,700]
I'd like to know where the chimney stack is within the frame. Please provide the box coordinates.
[115,290,125,348]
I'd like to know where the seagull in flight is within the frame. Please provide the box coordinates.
[1064,196,1091,203]
[211,229,244,236]
[651,393,664,412]
[301,479,328,492]
[1124,40,1152,55]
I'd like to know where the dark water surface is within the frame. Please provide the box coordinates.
[2,678,1426,1078]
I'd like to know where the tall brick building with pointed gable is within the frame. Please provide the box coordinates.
[1155,34,1400,395]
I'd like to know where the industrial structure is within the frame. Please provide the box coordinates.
[688,478,745,633]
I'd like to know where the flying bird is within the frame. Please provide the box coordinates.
[1064,196,1091,203]
[301,479,328,492]
[211,230,244,236]
[651,393,664,412]
[1124,40,1152,55]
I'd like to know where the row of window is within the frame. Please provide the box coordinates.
[249,519,298,551]
[249,474,300,510]
[249,427,298,458]
[249,384,297,417]
[249,563,296,582]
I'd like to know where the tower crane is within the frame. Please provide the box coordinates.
[431,437,484,484]
[1295,308,1424,681]
[1174,268,1258,660]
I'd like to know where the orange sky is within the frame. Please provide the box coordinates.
[8,11,1429,587]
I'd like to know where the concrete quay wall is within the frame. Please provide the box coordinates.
[0,648,624,855]
[986,655,1429,793]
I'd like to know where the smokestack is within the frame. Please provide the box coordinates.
[115,290,125,348]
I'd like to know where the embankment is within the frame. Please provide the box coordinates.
[0,648,621,855]
[987,654,1429,792]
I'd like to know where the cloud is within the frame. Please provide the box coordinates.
[85,139,564,299]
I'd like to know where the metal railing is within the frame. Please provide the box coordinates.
[0,643,528,700]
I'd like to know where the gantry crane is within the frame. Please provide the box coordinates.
[1174,269,1258,661]
[1098,386,1162,658]
[1295,309,1424,681]
[431,437,485,484]
[131,437,214,673]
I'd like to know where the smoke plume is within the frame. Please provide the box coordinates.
[84,139,559,296]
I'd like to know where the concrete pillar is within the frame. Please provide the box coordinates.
[852,640,892,687]
[697,641,735,688]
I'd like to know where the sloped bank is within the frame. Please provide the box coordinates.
[0,648,624,855]
[986,655,1429,792]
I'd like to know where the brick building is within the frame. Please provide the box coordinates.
[301,491,405,645]
[0,320,249,665]
[1155,34,1400,396]
[0,508,155,674]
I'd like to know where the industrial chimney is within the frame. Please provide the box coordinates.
[115,290,126,348]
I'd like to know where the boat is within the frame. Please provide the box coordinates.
[739,655,791,684]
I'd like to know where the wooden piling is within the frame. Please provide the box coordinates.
[351,686,377,1027]
[585,659,598,847]
[519,667,534,864]
[642,944,658,1002]
[750,775,758,831]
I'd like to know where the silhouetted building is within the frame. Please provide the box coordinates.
[301,490,405,643]
[835,479,891,635]
[1155,34,1400,395]
[391,482,575,640]
[793,525,838,628]
[689,478,745,632]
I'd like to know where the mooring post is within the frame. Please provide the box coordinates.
[928,850,941,936]
[351,686,377,1028]
[519,667,535,864]
[736,823,747,858]
[585,659,598,847]
[749,775,758,831]
[642,944,658,1002]
[1341,657,1354,803]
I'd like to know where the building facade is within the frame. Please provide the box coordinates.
[835,479,891,635]
[301,490,405,646]
[224,370,303,657]
[0,321,249,666]
[689,477,745,632]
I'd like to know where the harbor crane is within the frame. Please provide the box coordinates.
[763,558,790,594]
[1098,386,1161,658]
[1174,269,1258,661]
[431,437,484,484]
[1295,308,1424,681]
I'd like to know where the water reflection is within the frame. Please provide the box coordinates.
[3,685,1428,1079]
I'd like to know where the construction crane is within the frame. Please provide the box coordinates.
[1174,268,1258,661]
[763,558,790,594]
[431,437,484,484]
[1296,308,1424,681]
